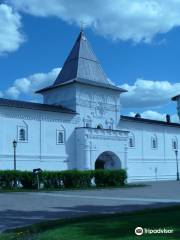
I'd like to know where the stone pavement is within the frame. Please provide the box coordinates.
[0,181,180,232]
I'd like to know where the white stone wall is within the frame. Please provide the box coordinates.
[121,119,180,182]
[42,84,77,111]
[76,84,121,129]
[42,83,122,129]
[0,106,79,171]
[1,83,180,183]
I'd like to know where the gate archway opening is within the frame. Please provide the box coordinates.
[95,151,121,170]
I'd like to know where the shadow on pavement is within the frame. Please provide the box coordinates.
[1,202,180,233]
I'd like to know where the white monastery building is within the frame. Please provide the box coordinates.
[1,31,180,182]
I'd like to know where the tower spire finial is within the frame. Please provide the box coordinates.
[80,20,85,32]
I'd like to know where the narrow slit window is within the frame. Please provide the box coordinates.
[152,135,158,149]
[172,137,178,150]
[129,133,135,148]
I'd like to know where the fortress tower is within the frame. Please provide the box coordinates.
[172,94,180,121]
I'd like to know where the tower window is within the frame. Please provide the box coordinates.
[97,124,103,129]
[106,118,114,130]
[129,133,135,148]
[85,122,91,128]
[172,137,178,150]
[151,135,158,149]
[84,116,92,128]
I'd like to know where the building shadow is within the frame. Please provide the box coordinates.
[1,202,180,239]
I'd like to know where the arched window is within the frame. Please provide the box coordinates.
[129,133,135,148]
[58,132,63,143]
[172,137,178,150]
[151,135,158,149]
[57,130,64,144]
[97,124,103,129]
[84,116,92,128]
[108,125,112,130]
[106,118,114,130]
[85,122,91,128]
[19,128,26,141]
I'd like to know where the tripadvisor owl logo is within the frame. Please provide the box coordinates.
[135,227,144,236]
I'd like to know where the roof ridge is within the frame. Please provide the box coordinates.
[121,115,180,127]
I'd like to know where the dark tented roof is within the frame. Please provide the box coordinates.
[54,31,110,86]
[37,31,126,93]
[121,115,180,128]
[172,94,180,101]
[0,98,76,114]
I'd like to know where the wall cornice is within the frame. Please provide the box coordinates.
[0,112,81,124]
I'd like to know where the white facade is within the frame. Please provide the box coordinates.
[0,31,180,182]
[121,119,180,182]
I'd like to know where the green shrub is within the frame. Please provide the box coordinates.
[0,169,127,189]
[62,170,93,188]
[41,171,63,189]
[94,169,127,187]
[19,171,35,189]
[0,170,21,189]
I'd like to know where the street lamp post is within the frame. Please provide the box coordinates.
[13,140,17,171]
[175,149,179,181]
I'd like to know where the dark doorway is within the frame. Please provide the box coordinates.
[95,160,105,169]
[95,151,121,170]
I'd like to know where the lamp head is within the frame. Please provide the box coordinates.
[13,140,17,148]
[175,149,178,156]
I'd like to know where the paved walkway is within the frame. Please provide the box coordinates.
[0,181,180,232]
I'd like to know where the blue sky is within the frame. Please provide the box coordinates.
[1,0,180,121]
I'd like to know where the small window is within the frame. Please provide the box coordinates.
[106,118,114,130]
[85,122,91,128]
[57,130,64,144]
[129,138,134,147]
[151,135,158,149]
[129,133,135,148]
[172,137,178,150]
[84,116,92,128]
[18,127,27,142]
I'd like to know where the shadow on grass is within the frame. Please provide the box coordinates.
[2,204,180,239]
[74,207,180,239]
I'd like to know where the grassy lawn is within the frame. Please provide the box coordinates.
[1,206,180,240]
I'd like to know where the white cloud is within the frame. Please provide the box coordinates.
[129,110,179,123]
[120,78,180,108]
[5,86,20,99]
[0,4,24,54]
[1,67,179,123]
[4,68,61,100]
[2,69,180,111]
[6,0,180,43]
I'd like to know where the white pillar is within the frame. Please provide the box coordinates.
[83,144,91,170]
[124,145,128,170]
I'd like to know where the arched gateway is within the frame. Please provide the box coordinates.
[95,151,121,170]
